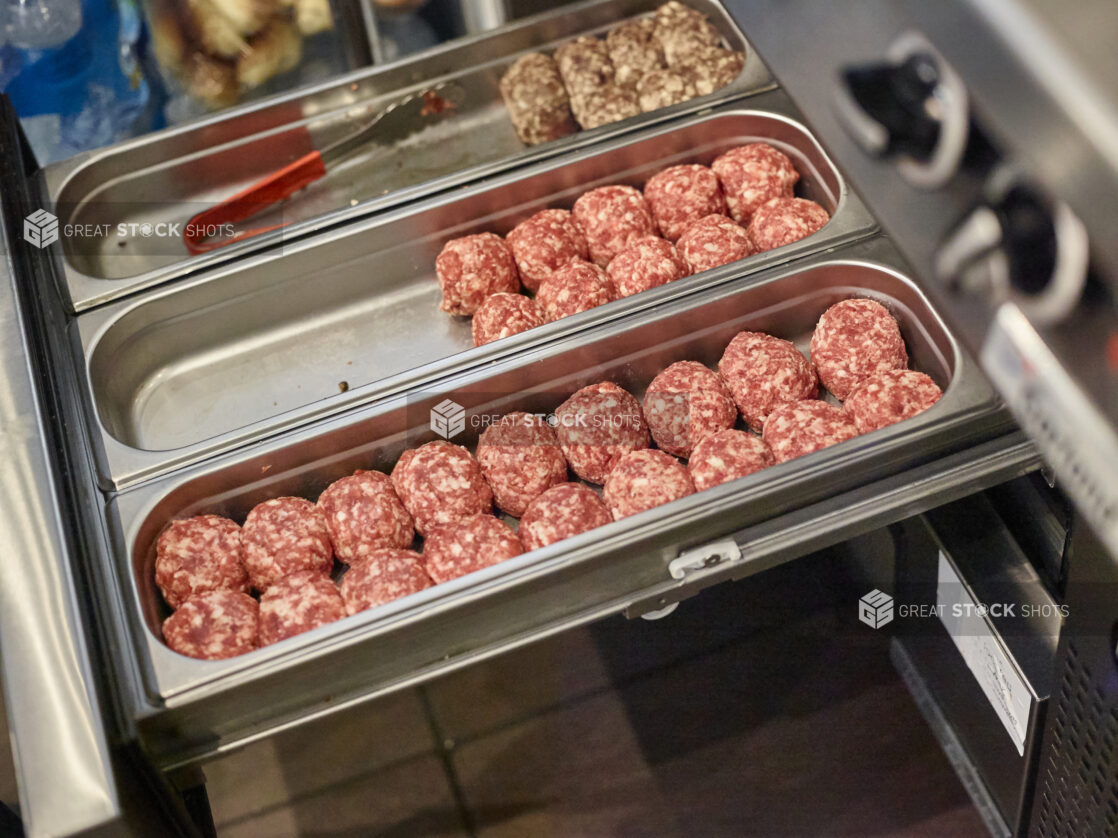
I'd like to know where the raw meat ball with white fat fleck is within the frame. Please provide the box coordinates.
[553,382,650,483]
[423,514,524,584]
[155,514,249,609]
[718,331,818,431]
[339,548,432,615]
[163,589,259,660]
[242,496,333,591]
[436,233,520,316]
[762,400,861,463]
[572,185,658,267]
[518,482,613,551]
[711,143,799,224]
[472,293,544,346]
[606,235,690,297]
[844,369,942,433]
[536,259,616,322]
[317,469,415,562]
[643,360,737,457]
[688,429,775,491]
[810,298,909,400]
[476,411,568,517]
[748,197,829,252]
[643,164,726,242]
[602,449,695,519]
[505,208,589,292]
[676,213,753,274]
[257,570,347,646]
[391,441,493,537]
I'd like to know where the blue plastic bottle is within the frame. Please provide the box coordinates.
[4,0,151,164]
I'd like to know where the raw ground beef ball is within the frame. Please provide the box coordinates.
[162,589,259,660]
[555,36,615,99]
[636,69,697,112]
[606,18,665,87]
[718,331,818,431]
[810,298,909,400]
[423,514,524,584]
[677,213,753,273]
[844,369,943,433]
[257,570,347,646]
[436,232,520,316]
[676,46,745,96]
[653,1,721,67]
[688,429,775,491]
[317,469,415,562]
[499,53,578,146]
[603,449,695,520]
[472,293,544,346]
[391,441,493,537]
[722,143,800,190]
[339,548,432,615]
[554,382,650,483]
[505,208,589,292]
[572,185,658,267]
[643,164,726,242]
[155,514,249,609]
[606,235,690,297]
[711,143,799,223]
[241,496,333,592]
[643,360,737,457]
[476,411,569,517]
[518,482,613,551]
[570,84,642,130]
[762,400,861,463]
[748,197,830,252]
[536,259,616,322]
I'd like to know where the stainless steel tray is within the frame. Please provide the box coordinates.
[78,98,878,490]
[43,0,773,312]
[105,238,1024,766]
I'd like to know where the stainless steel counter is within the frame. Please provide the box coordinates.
[0,146,122,835]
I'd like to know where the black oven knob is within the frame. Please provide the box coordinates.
[834,31,969,189]
[840,53,942,162]
[935,174,1088,325]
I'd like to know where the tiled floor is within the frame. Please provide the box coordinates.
[201,551,989,837]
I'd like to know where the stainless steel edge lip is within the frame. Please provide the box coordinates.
[77,99,877,491]
[107,240,1012,717]
[152,431,1040,772]
[48,0,771,313]
[0,174,122,835]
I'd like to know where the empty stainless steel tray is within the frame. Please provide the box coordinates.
[104,238,1024,766]
[78,98,878,489]
[43,0,773,312]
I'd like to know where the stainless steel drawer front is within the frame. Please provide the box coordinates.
[98,238,1021,766]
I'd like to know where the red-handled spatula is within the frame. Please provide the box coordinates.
[184,84,462,254]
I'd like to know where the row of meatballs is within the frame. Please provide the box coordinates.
[156,297,941,662]
[499,2,745,144]
[437,141,831,347]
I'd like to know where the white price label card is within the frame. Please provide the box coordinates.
[936,551,1032,756]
